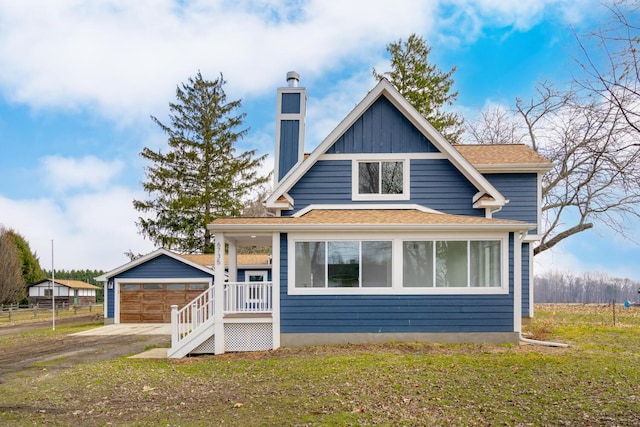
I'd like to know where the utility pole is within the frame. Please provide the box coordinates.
[51,239,55,331]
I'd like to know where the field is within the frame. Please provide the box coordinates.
[0,304,639,426]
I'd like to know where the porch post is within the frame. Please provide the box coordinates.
[271,232,281,350]
[528,243,535,318]
[170,305,179,347]
[214,232,226,355]
[228,241,237,282]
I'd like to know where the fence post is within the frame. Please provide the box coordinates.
[89,303,92,313]
[34,306,37,319]
[73,305,78,315]
[8,307,12,323]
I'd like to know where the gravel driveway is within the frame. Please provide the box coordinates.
[0,316,171,383]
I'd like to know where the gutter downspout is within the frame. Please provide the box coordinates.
[519,333,569,348]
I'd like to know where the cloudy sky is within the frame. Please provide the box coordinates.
[1,0,637,279]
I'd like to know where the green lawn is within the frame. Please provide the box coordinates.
[1,305,639,426]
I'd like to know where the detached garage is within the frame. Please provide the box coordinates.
[96,248,271,324]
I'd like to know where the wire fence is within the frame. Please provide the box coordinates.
[0,303,103,324]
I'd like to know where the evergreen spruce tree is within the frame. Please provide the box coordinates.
[373,34,463,143]
[134,71,268,253]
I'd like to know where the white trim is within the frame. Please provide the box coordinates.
[214,233,226,354]
[265,79,506,209]
[96,248,214,281]
[528,242,535,318]
[287,231,509,296]
[351,159,410,201]
[223,316,273,324]
[293,203,443,217]
[113,277,213,324]
[271,232,281,350]
[247,270,268,282]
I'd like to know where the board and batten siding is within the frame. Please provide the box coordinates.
[287,158,482,216]
[115,255,213,279]
[278,120,300,181]
[279,233,516,335]
[326,96,437,154]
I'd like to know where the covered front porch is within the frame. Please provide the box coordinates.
[168,232,278,358]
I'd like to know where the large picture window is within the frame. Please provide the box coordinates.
[402,240,502,288]
[290,235,506,294]
[295,240,392,288]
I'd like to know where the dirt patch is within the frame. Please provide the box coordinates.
[0,317,170,383]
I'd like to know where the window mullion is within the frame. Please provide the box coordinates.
[467,241,471,288]
[324,241,328,288]
[378,161,383,195]
[432,240,437,287]
[359,241,363,288]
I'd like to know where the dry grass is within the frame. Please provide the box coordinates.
[0,304,639,426]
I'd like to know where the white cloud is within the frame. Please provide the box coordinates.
[0,188,155,272]
[40,155,124,193]
[433,0,603,46]
[0,0,437,125]
[305,70,377,150]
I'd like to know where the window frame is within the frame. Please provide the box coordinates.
[288,232,509,295]
[293,239,393,290]
[403,239,503,289]
[352,157,410,201]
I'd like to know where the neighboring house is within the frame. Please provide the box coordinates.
[96,248,271,324]
[164,72,552,358]
[28,279,100,307]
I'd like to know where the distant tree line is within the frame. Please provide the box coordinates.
[535,271,640,304]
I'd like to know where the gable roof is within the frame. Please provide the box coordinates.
[95,248,271,281]
[30,279,100,290]
[265,78,506,209]
[455,144,552,173]
[95,248,214,281]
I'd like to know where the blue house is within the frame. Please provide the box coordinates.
[166,72,551,357]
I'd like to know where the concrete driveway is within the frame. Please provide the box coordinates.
[70,323,172,358]
[71,323,171,336]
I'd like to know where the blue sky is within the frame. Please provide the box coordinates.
[0,0,637,279]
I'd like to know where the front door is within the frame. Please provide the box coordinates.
[246,271,268,310]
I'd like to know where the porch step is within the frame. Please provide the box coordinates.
[167,316,215,358]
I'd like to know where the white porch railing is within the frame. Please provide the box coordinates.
[171,286,214,348]
[170,281,273,357]
[224,281,273,314]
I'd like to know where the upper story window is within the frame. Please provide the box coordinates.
[352,159,409,201]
